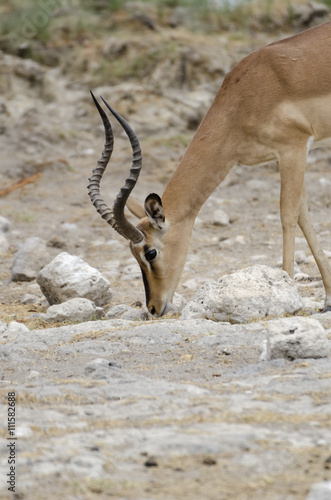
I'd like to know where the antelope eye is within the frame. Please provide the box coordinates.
[145,249,157,262]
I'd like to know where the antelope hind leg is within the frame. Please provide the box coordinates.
[298,185,331,311]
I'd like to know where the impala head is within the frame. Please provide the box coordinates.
[88,92,188,317]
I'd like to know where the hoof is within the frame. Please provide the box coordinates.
[321,306,331,313]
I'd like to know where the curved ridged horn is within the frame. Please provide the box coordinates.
[88,91,144,244]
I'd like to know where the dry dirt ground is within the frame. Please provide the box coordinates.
[0,20,331,500]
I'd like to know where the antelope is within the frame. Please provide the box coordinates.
[88,21,331,317]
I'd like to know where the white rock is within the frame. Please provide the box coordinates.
[193,265,303,323]
[301,297,324,310]
[22,293,38,304]
[16,424,34,438]
[106,304,148,321]
[246,179,269,191]
[27,283,43,294]
[0,215,11,232]
[259,317,330,361]
[60,223,78,231]
[180,301,206,320]
[213,209,230,226]
[121,263,141,280]
[122,263,140,275]
[36,252,112,306]
[250,254,268,262]
[1,321,30,341]
[11,237,50,281]
[306,481,331,500]
[219,235,246,248]
[319,177,331,187]
[0,321,7,334]
[0,233,9,253]
[182,278,200,291]
[44,298,103,323]
[82,148,95,156]
[170,293,187,313]
[103,269,121,281]
[122,308,149,321]
[105,240,123,249]
[106,304,132,319]
[84,358,112,377]
[22,293,46,306]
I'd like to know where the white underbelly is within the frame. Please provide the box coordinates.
[310,137,331,149]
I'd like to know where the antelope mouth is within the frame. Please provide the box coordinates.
[150,299,171,318]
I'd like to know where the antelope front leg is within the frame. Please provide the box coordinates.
[278,151,306,278]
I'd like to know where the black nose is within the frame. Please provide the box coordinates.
[150,306,156,316]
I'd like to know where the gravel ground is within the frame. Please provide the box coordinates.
[1,24,331,500]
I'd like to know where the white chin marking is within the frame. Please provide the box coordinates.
[161,300,171,316]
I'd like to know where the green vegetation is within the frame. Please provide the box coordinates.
[1,0,330,49]
[0,1,329,82]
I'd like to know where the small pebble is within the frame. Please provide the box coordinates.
[202,457,217,466]
[144,457,158,467]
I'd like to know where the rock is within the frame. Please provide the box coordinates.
[213,209,230,226]
[301,297,323,311]
[306,481,331,500]
[193,265,303,323]
[43,298,104,323]
[10,56,44,83]
[11,237,50,281]
[84,358,119,379]
[106,304,149,321]
[58,340,129,356]
[1,321,30,341]
[122,308,149,321]
[36,252,112,306]
[60,222,78,232]
[182,278,200,291]
[291,2,329,28]
[144,456,159,467]
[27,282,44,295]
[21,293,46,306]
[170,293,187,313]
[0,233,9,253]
[168,6,186,28]
[219,235,246,248]
[260,317,330,361]
[106,304,133,319]
[85,358,112,374]
[106,304,148,321]
[0,321,7,334]
[121,262,141,281]
[180,301,206,320]
[22,293,38,304]
[0,215,11,232]
[319,177,331,188]
[103,37,128,56]
[246,179,269,191]
[309,311,331,329]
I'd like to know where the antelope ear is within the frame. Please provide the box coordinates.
[144,193,165,230]
[126,196,145,219]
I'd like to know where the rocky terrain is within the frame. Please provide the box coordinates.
[1,3,331,499]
